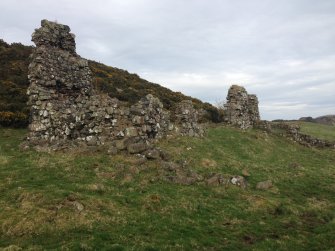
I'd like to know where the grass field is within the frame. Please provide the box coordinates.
[291,121,335,141]
[0,126,334,250]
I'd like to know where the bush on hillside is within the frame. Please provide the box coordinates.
[0,111,28,127]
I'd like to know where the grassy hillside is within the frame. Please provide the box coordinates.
[1,127,334,250]
[286,121,335,141]
[0,39,220,127]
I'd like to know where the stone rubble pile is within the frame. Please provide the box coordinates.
[223,85,260,129]
[25,20,203,151]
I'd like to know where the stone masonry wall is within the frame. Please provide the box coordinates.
[25,20,203,150]
[173,100,204,137]
[223,85,260,129]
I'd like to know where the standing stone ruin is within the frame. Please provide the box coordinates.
[223,85,260,129]
[25,20,203,151]
[173,100,204,137]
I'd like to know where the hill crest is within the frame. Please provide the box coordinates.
[299,115,335,126]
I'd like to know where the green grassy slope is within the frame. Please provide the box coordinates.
[0,127,334,250]
[296,121,335,141]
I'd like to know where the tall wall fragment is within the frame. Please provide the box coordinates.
[223,85,260,129]
[25,20,203,150]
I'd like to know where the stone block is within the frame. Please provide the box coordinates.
[125,127,138,137]
[127,143,148,154]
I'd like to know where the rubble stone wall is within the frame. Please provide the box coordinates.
[25,20,203,150]
[223,85,260,129]
[173,100,204,137]
[272,123,335,148]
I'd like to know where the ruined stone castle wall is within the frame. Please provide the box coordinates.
[223,85,260,129]
[173,100,204,137]
[25,20,203,150]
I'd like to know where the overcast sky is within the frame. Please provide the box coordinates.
[1,0,334,120]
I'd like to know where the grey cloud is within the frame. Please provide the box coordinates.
[0,0,334,120]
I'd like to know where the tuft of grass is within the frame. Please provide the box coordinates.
[0,155,9,165]
[0,126,334,250]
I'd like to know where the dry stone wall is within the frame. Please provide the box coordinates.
[272,122,335,148]
[129,94,170,140]
[173,100,204,137]
[223,85,260,129]
[25,20,203,151]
